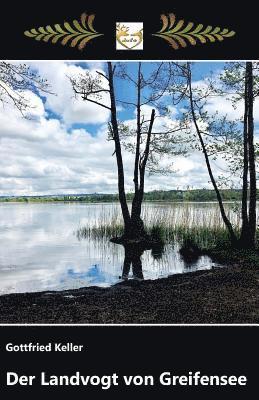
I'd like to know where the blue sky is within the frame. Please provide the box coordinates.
[55,62,226,136]
[0,61,257,196]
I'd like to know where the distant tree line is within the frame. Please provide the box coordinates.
[0,189,255,203]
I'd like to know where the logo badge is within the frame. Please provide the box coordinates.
[116,22,143,50]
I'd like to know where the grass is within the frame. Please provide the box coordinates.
[76,202,246,249]
[77,223,124,241]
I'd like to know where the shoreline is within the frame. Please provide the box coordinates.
[0,263,258,324]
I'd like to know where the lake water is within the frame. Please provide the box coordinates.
[0,202,226,295]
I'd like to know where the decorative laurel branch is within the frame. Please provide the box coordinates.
[24,13,103,50]
[153,13,236,50]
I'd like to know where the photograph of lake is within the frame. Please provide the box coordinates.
[0,60,258,324]
[0,201,226,294]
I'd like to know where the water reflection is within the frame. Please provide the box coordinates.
[179,239,202,269]
[121,245,144,281]
[180,254,201,269]
[66,264,108,284]
[151,243,165,260]
[120,242,166,281]
[0,202,222,295]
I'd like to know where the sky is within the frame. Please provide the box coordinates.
[0,61,258,196]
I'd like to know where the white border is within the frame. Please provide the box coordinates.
[1,59,258,327]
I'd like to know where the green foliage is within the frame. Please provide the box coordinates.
[0,189,250,203]
[0,188,251,203]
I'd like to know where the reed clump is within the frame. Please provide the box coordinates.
[77,202,244,249]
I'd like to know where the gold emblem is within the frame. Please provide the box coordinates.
[116,23,143,50]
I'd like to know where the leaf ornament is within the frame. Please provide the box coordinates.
[24,13,103,50]
[153,13,236,50]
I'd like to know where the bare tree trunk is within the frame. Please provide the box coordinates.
[131,63,143,236]
[240,67,249,244]
[130,109,156,238]
[247,62,257,248]
[139,109,156,205]
[107,62,131,234]
[187,64,238,245]
[133,62,141,195]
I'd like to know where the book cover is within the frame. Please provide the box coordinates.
[0,1,257,398]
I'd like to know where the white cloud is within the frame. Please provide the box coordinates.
[31,61,110,126]
[204,94,259,123]
[191,74,259,123]
[0,98,213,195]
[0,61,242,196]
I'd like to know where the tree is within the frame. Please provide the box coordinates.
[220,62,257,248]
[70,62,184,242]
[246,62,257,248]
[0,61,50,115]
[169,62,257,248]
[186,62,237,245]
